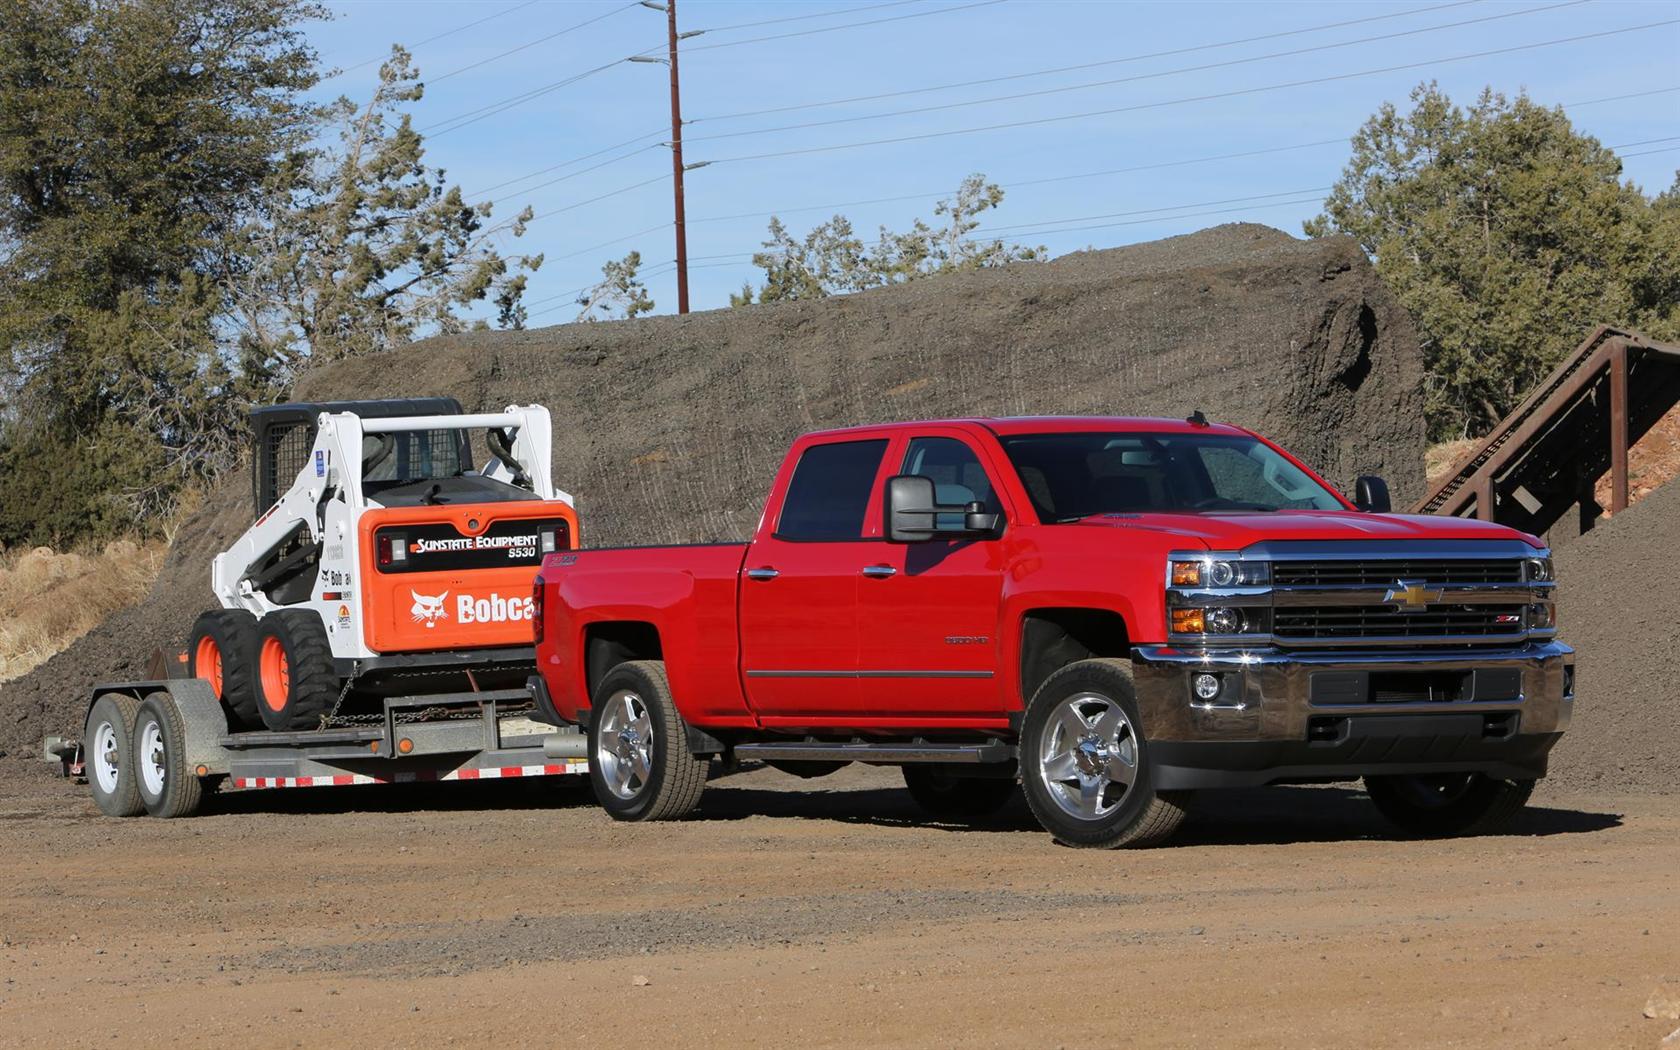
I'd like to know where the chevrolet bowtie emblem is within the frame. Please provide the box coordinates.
[1385,579,1443,611]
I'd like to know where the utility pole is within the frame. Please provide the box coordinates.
[635,0,703,313]
[666,0,689,314]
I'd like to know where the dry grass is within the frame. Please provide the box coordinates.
[1424,438,1482,491]
[0,540,166,683]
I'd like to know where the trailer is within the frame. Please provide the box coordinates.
[63,670,588,818]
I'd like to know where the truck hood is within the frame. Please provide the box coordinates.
[1067,510,1543,550]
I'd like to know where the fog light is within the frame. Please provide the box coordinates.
[1193,673,1222,701]
[1205,607,1243,634]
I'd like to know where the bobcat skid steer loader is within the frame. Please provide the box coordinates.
[187,398,579,731]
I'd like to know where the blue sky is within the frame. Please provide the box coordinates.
[307,0,1680,323]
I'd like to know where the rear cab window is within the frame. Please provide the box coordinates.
[775,438,890,541]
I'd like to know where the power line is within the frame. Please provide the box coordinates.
[981,187,1336,236]
[691,0,929,35]
[422,52,655,138]
[488,143,665,209]
[530,173,670,223]
[548,222,674,264]
[699,19,1680,166]
[429,2,641,85]
[686,0,1588,144]
[325,0,541,79]
[682,0,1007,54]
[470,127,668,198]
[1622,145,1680,158]
[693,0,1481,124]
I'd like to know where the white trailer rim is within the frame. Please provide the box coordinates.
[139,719,167,798]
[92,721,121,795]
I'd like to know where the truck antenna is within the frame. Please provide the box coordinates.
[1187,409,1209,427]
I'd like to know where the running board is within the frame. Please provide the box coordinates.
[734,740,1015,764]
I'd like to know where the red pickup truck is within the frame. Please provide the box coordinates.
[532,416,1573,848]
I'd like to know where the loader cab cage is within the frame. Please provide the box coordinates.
[250,398,469,516]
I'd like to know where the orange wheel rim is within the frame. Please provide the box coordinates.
[260,636,290,713]
[194,636,223,698]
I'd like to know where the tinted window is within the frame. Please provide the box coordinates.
[999,432,1341,520]
[776,439,889,541]
[903,437,999,529]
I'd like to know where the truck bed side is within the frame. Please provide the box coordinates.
[537,544,753,726]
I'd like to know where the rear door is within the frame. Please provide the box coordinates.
[738,437,890,721]
[855,433,1008,718]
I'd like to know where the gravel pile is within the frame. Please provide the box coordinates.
[2,223,1428,765]
[1542,478,1680,794]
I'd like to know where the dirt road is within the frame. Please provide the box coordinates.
[1,763,1674,1049]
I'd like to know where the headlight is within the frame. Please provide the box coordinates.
[1525,556,1554,583]
[1168,556,1269,588]
[1170,606,1269,636]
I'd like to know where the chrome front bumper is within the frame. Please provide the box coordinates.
[1130,641,1574,789]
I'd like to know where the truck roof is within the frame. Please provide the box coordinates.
[802,416,1254,440]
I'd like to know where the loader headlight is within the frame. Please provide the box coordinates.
[540,528,558,554]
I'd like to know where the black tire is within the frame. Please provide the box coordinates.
[765,760,850,779]
[253,610,339,731]
[1365,773,1535,837]
[903,765,1018,817]
[1019,658,1186,849]
[587,661,708,821]
[187,608,261,729]
[132,693,205,819]
[85,694,145,818]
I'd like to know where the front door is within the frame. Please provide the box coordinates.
[855,435,1008,720]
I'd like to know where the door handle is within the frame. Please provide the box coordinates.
[746,567,780,581]
[860,565,897,579]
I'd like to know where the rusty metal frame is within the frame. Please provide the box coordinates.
[1415,326,1680,526]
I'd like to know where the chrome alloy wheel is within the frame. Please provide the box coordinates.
[138,719,167,799]
[92,720,122,795]
[596,689,655,801]
[1035,691,1139,820]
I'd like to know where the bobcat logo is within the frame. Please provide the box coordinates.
[410,590,449,628]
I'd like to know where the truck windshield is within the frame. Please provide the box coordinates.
[998,432,1344,520]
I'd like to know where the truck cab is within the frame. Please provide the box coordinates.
[534,417,1573,848]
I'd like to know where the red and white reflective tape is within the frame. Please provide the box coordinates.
[233,761,587,790]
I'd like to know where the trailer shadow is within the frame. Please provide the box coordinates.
[197,774,597,816]
[691,782,1624,846]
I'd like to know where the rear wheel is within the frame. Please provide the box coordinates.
[588,661,708,821]
[132,693,205,819]
[253,610,338,731]
[903,765,1018,817]
[1019,659,1186,849]
[1365,773,1534,837]
[187,609,260,728]
[85,694,144,818]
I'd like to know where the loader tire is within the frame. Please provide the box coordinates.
[133,692,205,819]
[588,660,708,822]
[253,610,339,731]
[187,609,261,729]
[85,693,145,818]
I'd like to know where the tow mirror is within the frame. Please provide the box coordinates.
[885,475,1003,542]
[1355,475,1391,513]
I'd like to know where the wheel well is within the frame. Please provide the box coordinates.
[584,622,663,699]
[1019,608,1130,703]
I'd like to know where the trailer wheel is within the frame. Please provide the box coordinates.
[253,610,338,731]
[903,765,1018,817]
[132,693,204,819]
[85,694,145,818]
[187,609,261,729]
[588,661,708,821]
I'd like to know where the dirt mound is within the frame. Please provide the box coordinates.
[0,223,1427,762]
[1542,477,1680,794]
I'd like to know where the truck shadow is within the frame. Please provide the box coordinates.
[692,782,1624,846]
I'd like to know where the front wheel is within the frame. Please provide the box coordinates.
[1364,773,1534,837]
[588,661,708,822]
[1019,659,1186,849]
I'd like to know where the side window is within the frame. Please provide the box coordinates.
[775,439,889,541]
[903,437,999,529]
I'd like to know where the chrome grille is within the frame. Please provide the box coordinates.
[1272,560,1523,587]
[1273,604,1527,640]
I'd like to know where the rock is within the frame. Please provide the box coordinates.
[1661,1025,1680,1048]
[1645,986,1680,1021]
[632,974,651,987]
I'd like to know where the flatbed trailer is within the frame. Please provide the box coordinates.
[61,674,588,818]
